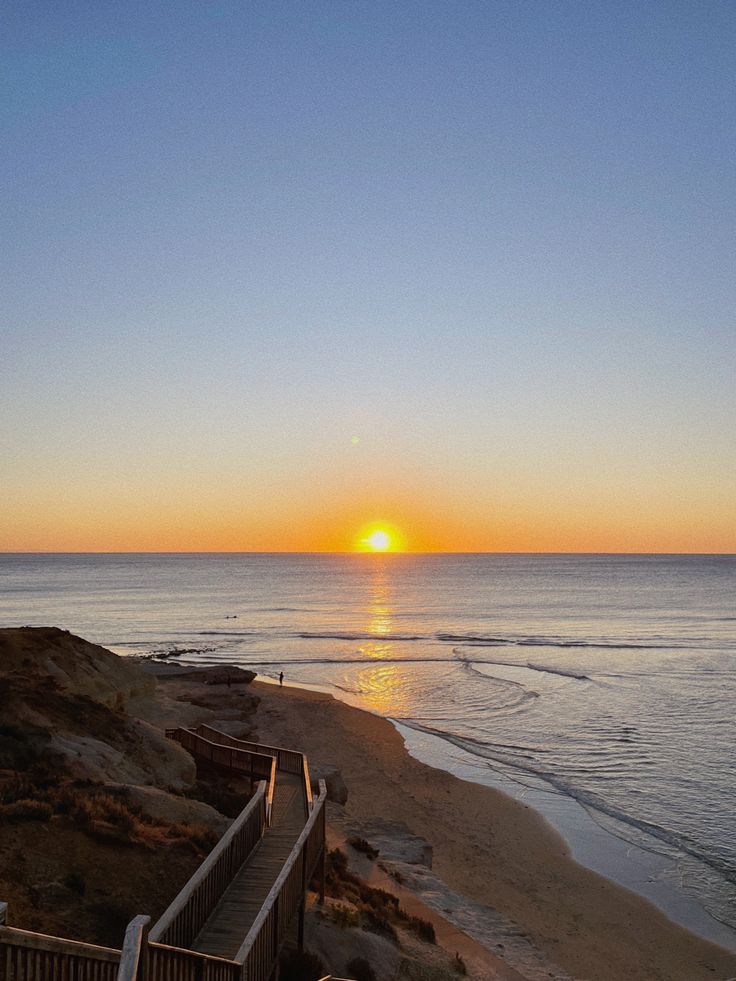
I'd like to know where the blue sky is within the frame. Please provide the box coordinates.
[2,1,734,550]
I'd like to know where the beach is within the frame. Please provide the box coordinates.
[3,553,736,978]
[246,678,736,981]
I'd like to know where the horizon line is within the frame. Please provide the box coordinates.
[1,550,734,557]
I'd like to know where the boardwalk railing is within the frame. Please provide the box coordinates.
[194,725,305,774]
[194,724,314,816]
[149,781,268,948]
[147,942,239,981]
[167,726,277,824]
[1,726,334,981]
[236,783,327,981]
[167,727,276,781]
[0,921,121,981]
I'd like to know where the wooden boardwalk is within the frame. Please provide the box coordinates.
[192,772,306,960]
[1,726,334,981]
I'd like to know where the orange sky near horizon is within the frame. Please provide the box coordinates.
[2,468,734,553]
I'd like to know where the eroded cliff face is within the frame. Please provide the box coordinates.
[0,627,195,788]
[1,627,153,708]
[0,627,234,944]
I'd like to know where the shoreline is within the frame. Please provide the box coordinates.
[258,673,736,953]
[248,677,736,981]
[395,720,736,952]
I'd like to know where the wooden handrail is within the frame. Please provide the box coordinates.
[195,724,314,815]
[194,724,305,775]
[149,781,267,947]
[0,925,121,960]
[265,755,276,825]
[148,940,240,980]
[117,915,150,981]
[1,924,122,980]
[234,782,327,978]
[302,753,314,815]
[169,727,276,781]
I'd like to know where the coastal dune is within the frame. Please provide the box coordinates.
[249,680,736,981]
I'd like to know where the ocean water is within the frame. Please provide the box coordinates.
[1,552,735,941]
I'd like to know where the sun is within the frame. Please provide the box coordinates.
[365,529,391,552]
[355,524,402,552]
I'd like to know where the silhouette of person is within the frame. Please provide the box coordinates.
[279,671,284,686]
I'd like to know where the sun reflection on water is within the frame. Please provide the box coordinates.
[366,561,393,640]
[352,557,411,714]
[353,662,412,716]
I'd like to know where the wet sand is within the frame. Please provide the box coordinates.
[250,680,736,981]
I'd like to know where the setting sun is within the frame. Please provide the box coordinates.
[355,523,404,552]
[366,529,391,551]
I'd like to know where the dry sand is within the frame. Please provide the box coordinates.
[249,680,736,981]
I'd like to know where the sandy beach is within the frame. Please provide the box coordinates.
[245,679,736,981]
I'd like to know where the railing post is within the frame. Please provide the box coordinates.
[318,783,326,904]
[0,901,7,925]
[117,914,151,981]
[298,847,306,951]
[140,923,151,981]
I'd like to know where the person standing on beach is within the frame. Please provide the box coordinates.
[279,671,284,686]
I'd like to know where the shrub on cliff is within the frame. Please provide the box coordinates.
[279,947,326,981]
[321,847,436,946]
[0,798,53,822]
[346,957,377,981]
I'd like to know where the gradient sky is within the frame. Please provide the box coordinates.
[2,1,734,552]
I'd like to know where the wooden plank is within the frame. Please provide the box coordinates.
[192,775,307,961]
[235,784,327,968]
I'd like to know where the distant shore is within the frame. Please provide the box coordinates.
[246,678,736,981]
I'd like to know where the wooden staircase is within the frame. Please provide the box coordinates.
[192,772,306,960]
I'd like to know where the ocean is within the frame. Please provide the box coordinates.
[1,552,734,946]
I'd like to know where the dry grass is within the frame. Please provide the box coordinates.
[321,848,436,946]
[0,777,217,854]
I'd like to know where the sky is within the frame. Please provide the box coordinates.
[1,1,734,552]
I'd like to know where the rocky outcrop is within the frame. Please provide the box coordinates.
[140,663,256,686]
[49,721,196,789]
[310,763,348,805]
[107,785,232,837]
[0,626,153,709]
[356,820,433,868]
[0,628,195,791]
[305,914,400,979]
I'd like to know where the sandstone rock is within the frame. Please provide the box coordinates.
[49,720,196,790]
[305,909,400,980]
[310,764,348,805]
[205,719,256,740]
[0,627,154,709]
[142,663,256,686]
[376,860,579,981]
[108,785,231,837]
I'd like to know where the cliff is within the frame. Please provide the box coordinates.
[0,627,240,944]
